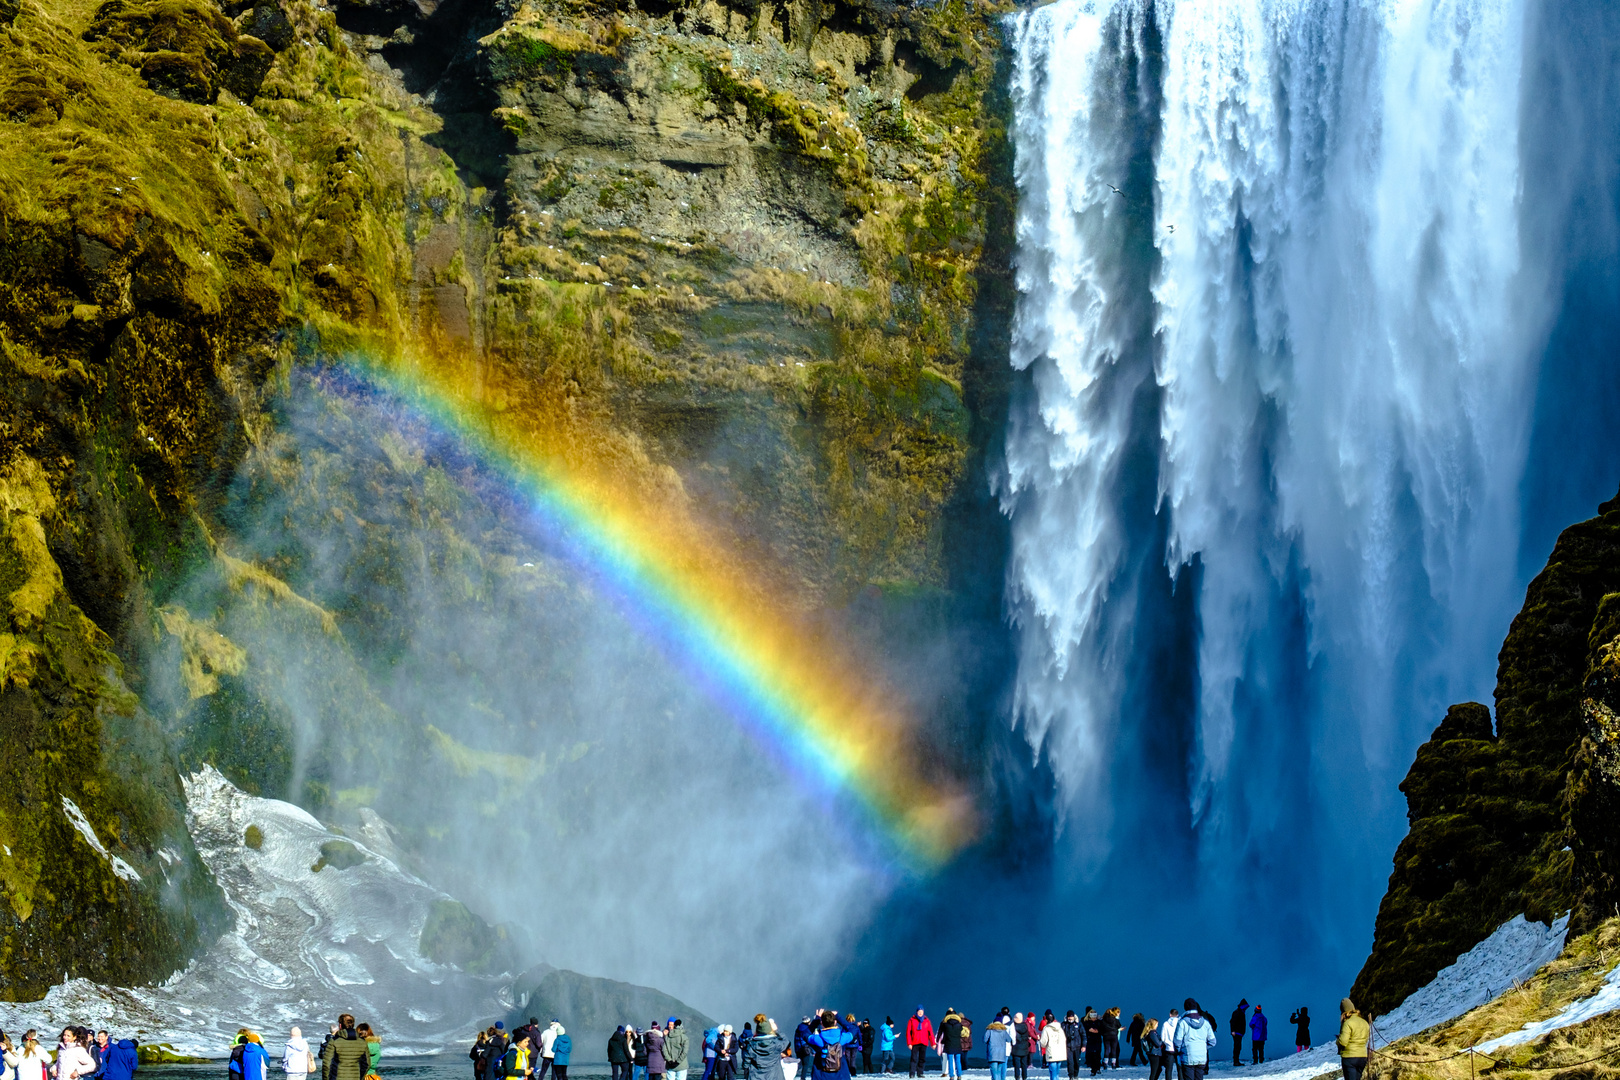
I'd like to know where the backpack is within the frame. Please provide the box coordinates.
[814,1035,844,1074]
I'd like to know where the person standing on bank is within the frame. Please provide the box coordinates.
[609,1029,633,1080]
[1247,1009,1265,1065]
[322,1018,368,1080]
[742,1017,784,1080]
[1126,1015,1145,1068]
[1007,1016,1029,1080]
[711,1029,736,1080]
[550,1027,572,1080]
[878,1020,896,1077]
[1226,1003,1246,1069]
[1172,1002,1215,1080]
[983,1018,1012,1080]
[501,1034,532,1080]
[665,1020,689,1080]
[1059,1015,1080,1080]
[1137,1021,1161,1080]
[1335,1001,1368,1080]
[1037,1014,1065,1080]
[936,1010,963,1080]
[904,1011,933,1080]
[1288,1009,1310,1055]
[283,1029,311,1080]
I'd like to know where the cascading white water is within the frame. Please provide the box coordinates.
[1003,0,1532,925]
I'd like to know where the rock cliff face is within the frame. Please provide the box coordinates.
[0,0,1011,993]
[1354,490,1620,1017]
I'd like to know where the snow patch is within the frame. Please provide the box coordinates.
[0,768,512,1056]
[61,796,141,882]
[1377,913,1572,1044]
[1173,914,1572,1080]
[1478,959,1620,1052]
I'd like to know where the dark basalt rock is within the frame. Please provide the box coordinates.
[86,0,277,103]
[1354,487,1620,1017]
[239,2,293,50]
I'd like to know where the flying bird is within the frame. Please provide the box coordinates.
[1166,224,1175,233]
[1107,184,1123,197]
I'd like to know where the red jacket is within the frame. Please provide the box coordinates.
[906,1017,935,1048]
[1023,1017,1040,1056]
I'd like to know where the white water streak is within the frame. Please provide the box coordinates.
[1006,0,1532,879]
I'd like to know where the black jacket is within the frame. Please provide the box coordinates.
[1289,1012,1310,1046]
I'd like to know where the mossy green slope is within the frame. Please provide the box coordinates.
[1,0,1016,993]
[0,0,449,993]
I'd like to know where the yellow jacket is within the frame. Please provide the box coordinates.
[1336,1015,1369,1059]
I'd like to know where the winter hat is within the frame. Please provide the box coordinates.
[1238,1000,1248,1008]
[1340,999,1356,1015]
[495,1023,505,1031]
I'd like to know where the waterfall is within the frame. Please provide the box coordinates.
[1003,0,1531,938]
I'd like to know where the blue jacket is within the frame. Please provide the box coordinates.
[984,1027,1013,1064]
[552,1035,572,1068]
[705,1029,719,1060]
[102,1042,139,1080]
[878,1026,896,1053]
[1173,1015,1217,1066]
[231,1042,270,1080]
[807,1029,856,1078]
[1249,1014,1267,1042]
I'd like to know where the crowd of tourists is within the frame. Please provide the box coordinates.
[467,997,1372,1080]
[0,997,1374,1080]
[0,1027,138,1080]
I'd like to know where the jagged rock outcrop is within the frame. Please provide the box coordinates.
[1355,488,1620,1016]
[0,0,1010,993]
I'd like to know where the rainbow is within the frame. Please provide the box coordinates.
[319,343,977,869]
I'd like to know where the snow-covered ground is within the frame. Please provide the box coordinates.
[0,767,512,1056]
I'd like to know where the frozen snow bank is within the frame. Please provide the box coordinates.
[1373,913,1571,1044]
[1201,913,1570,1080]
[1477,958,1620,1052]
[0,767,513,1056]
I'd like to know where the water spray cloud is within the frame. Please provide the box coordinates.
[324,343,978,869]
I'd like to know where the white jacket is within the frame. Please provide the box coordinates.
[54,1046,95,1080]
[4,1047,19,1080]
[541,1026,558,1059]
[1038,1023,1065,1063]
[16,1047,52,1080]
[283,1038,310,1075]
[1158,1019,1178,1057]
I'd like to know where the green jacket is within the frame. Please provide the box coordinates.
[1336,1016,1369,1059]
[663,1030,689,1071]
[321,1034,369,1080]
[502,1047,530,1079]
